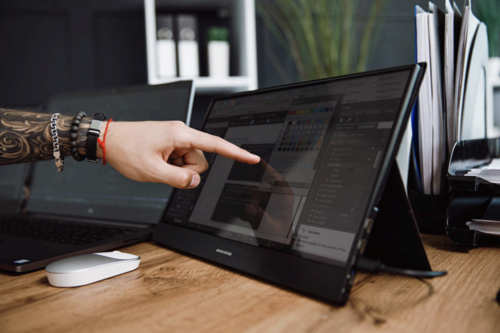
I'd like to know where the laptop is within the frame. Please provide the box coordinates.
[153,64,427,304]
[0,81,195,272]
[0,164,29,216]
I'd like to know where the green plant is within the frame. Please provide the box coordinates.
[257,0,388,82]
[474,0,500,57]
[207,27,229,42]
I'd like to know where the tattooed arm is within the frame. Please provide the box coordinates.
[0,108,260,189]
[0,108,91,165]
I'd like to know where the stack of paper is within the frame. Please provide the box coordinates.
[466,219,500,235]
[412,0,490,195]
[466,197,500,235]
[465,158,500,184]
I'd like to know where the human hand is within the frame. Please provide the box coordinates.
[97,121,260,189]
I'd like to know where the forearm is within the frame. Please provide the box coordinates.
[0,108,260,189]
[0,108,92,165]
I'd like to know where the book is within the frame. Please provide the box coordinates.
[444,0,462,154]
[459,22,489,141]
[453,0,487,143]
[428,2,446,194]
[415,5,434,194]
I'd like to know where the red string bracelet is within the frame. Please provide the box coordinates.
[97,118,113,165]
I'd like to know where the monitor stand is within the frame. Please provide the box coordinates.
[363,163,432,271]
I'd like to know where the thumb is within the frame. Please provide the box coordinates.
[153,160,201,189]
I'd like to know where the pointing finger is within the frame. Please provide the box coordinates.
[184,127,261,164]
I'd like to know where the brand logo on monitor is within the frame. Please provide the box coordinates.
[215,249,232,256]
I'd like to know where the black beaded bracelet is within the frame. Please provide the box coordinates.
[70,111,87,161]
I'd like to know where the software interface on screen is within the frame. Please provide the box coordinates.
[163,71,412,266]
[26,85,192,224]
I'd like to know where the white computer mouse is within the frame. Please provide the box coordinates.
[45,251,141,287]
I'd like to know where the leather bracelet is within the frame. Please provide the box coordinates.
[87,113,107,163]
[70,111,87,161]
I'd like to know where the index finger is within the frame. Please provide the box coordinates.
[185,127,261,164]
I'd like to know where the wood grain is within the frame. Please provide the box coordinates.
[1,235,500,333]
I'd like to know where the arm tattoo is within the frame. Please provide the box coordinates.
[0,108,91,165]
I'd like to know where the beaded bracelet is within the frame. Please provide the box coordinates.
[70,111,87,161]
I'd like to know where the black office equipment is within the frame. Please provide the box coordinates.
[447,138,500,246]
[0,81,194,272]
[154,64,437,305]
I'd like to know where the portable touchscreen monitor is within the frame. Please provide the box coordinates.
[154,64,428,304]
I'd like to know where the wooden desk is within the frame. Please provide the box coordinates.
[1,235,500,332]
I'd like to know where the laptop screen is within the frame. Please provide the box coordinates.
[26,81,194,224]
[0,164,27,215]
[160,69,416,266]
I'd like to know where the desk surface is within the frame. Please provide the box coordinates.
[1,234,500,333]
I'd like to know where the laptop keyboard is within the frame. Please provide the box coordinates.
[0,218,139,246]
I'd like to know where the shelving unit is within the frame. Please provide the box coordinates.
[144,0,258,94]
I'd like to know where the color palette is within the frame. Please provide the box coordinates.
[287,106,335,116]
[277,119,329,152]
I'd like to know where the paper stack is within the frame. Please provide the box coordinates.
[466,219,500,236]
[412,0,490,195]
[465,158,500,184]
[465,195,500,235]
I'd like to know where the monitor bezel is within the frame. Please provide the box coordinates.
[45,80,195,127]
[153,64,426,305]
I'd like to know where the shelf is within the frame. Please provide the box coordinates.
[154,0,235,8]
[144,0,258,94]
[149,76,254,94]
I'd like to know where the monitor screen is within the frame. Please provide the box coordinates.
[26,81,194,224]
[155,65,424,304]
[161,69,416,264]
